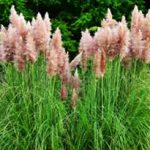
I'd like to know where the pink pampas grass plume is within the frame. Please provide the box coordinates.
[0,27,6,61]
[15,36,26,71]
[131,5,144,33]
[93,49,106,78]
[46,28,62,77]
[2,25,18,62]
[47,47,58,76]
[70,52,82,70]
[118,16,130,59]
[79,29,98,70]
[51,28,62,51]
[101,8,117,28]
[142,10,150,39]
[47,28,62,76]
[50,28,71,82]
[71,69,80,90]
[93,50,101,78]
[0,44,5,62]
[9,5,20,30]
[25,32,38,63]
[79,29,97,57]
[44,12,51,33]
[58,50,71,83]
[131,30,144,59]
[60,82,68,100]
[94,27,112,50]
[32,13,51,54]
[47,28,71,79]
[71,69,80,110]
[10,6,28,38]
[142,38,150,63]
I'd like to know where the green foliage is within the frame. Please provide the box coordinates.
[0,0,147,53]
[0,0,33,25]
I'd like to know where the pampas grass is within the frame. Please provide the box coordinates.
[0,5,150,150]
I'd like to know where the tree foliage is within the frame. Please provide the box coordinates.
[0,0,147,53]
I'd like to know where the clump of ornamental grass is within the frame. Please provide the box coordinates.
[0,5,150,150]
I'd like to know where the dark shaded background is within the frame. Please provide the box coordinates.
[0,0,149,57]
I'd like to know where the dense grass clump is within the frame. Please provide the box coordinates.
[0,57,150,150]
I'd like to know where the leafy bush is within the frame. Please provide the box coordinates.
[0,0,33,25]
[0,0,147,53]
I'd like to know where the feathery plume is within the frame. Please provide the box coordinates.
[44,12,51,33]
[14,36,26,71]
[60,82,68,99]
[10,6,28,38]
[118,16,130,59]
[32,13,50,53]
[71,69,80,110]
[142,38,150,63]
[9,5,20,29]
[70,52,82,70]
[79,29,98,70]
[25,32,37,63]
[131,30,144,59]
[2,25,18,62]
[93,49,106,78]
[131,5,144,33]
[101,8,117,28]
[71,69,80,90]
[51,28,62,51]
[47,47,58,76]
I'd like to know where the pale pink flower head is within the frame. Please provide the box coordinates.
[70,52,82,70]
[18,13,28,37]
[71,69,80,90]
[3,25,18,62]
[142,10,150,39]
[101,8,117,28]
[9,5,20,29]
[60,82,68,100]
[51,28,62,51]
[71,69,80,110]
[14,36,26,71]
[93,49,106,78]
[142,38,150,63]
[118,16,130,59]
[47,28,64,77]
[50,28,71,82]
[131,5,144,33]
[131,30,144,59]
[0,26,7,62]
[79,29,97,57]
[44,12,51,33]
[47,47,58,76]
[0,33,5,61]
[25,32,38,63]
[32,13,50,53]
[58,50,71,83]
[79,29,98,70]
[94,27,112,51]
[10,6,28,38]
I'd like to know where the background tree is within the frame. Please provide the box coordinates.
[0,0,147,57]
